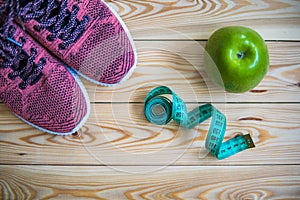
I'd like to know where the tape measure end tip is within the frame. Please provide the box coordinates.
[244,134,255,148]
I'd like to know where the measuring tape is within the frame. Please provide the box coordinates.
[144,86,255,160]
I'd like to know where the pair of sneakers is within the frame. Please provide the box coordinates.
[0,0,137,135]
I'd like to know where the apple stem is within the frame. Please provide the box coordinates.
[237,52,245,59]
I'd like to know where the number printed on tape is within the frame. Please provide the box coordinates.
[144,86,255,160]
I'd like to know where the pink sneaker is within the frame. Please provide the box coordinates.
[0,21,90,135]
[10,0,137,86]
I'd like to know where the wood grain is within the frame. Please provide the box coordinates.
[0,165,299,199]
[106,0,300,40]
[0,103,299,165]
[83,41,300,103]
[1,0,300,198]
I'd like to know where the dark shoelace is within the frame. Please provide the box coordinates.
[20,0,90,50]
[0,24,46,89]
[1,0,90,50]
[0,0,90,89]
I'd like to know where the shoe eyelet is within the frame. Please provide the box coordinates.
[19,82,26,90]
[33,25,41,32]
[46,35,55,41]
[8,73,14,80]
[58,43,66,50]
[30,48,37,54]
[40,58,46,64]
[72,4,79,10]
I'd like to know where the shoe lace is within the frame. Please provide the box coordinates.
[1,0,90,50]
[23,0,90,50]
[0,24,46,89]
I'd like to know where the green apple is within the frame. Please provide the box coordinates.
[204,26,269,93]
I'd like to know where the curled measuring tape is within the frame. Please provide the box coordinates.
[144,86,255,160]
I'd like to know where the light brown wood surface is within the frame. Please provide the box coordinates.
[1,0,300,199]
[0,103,299,165]
[107,0,300,40]
[1,165,299,199]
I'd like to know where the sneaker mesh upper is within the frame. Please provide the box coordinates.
[18,0,137,85]
[0,22,89,135]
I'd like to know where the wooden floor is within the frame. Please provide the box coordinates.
[1,0,300,199]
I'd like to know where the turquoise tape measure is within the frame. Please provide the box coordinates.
[144,86,255,160]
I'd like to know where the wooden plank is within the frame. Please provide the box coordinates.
[106,0,300,40]
[0,103,299,165]
[1,1,299,199]
[84,41,300,103]
[0,165,299,199]
[1,41,299,104]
